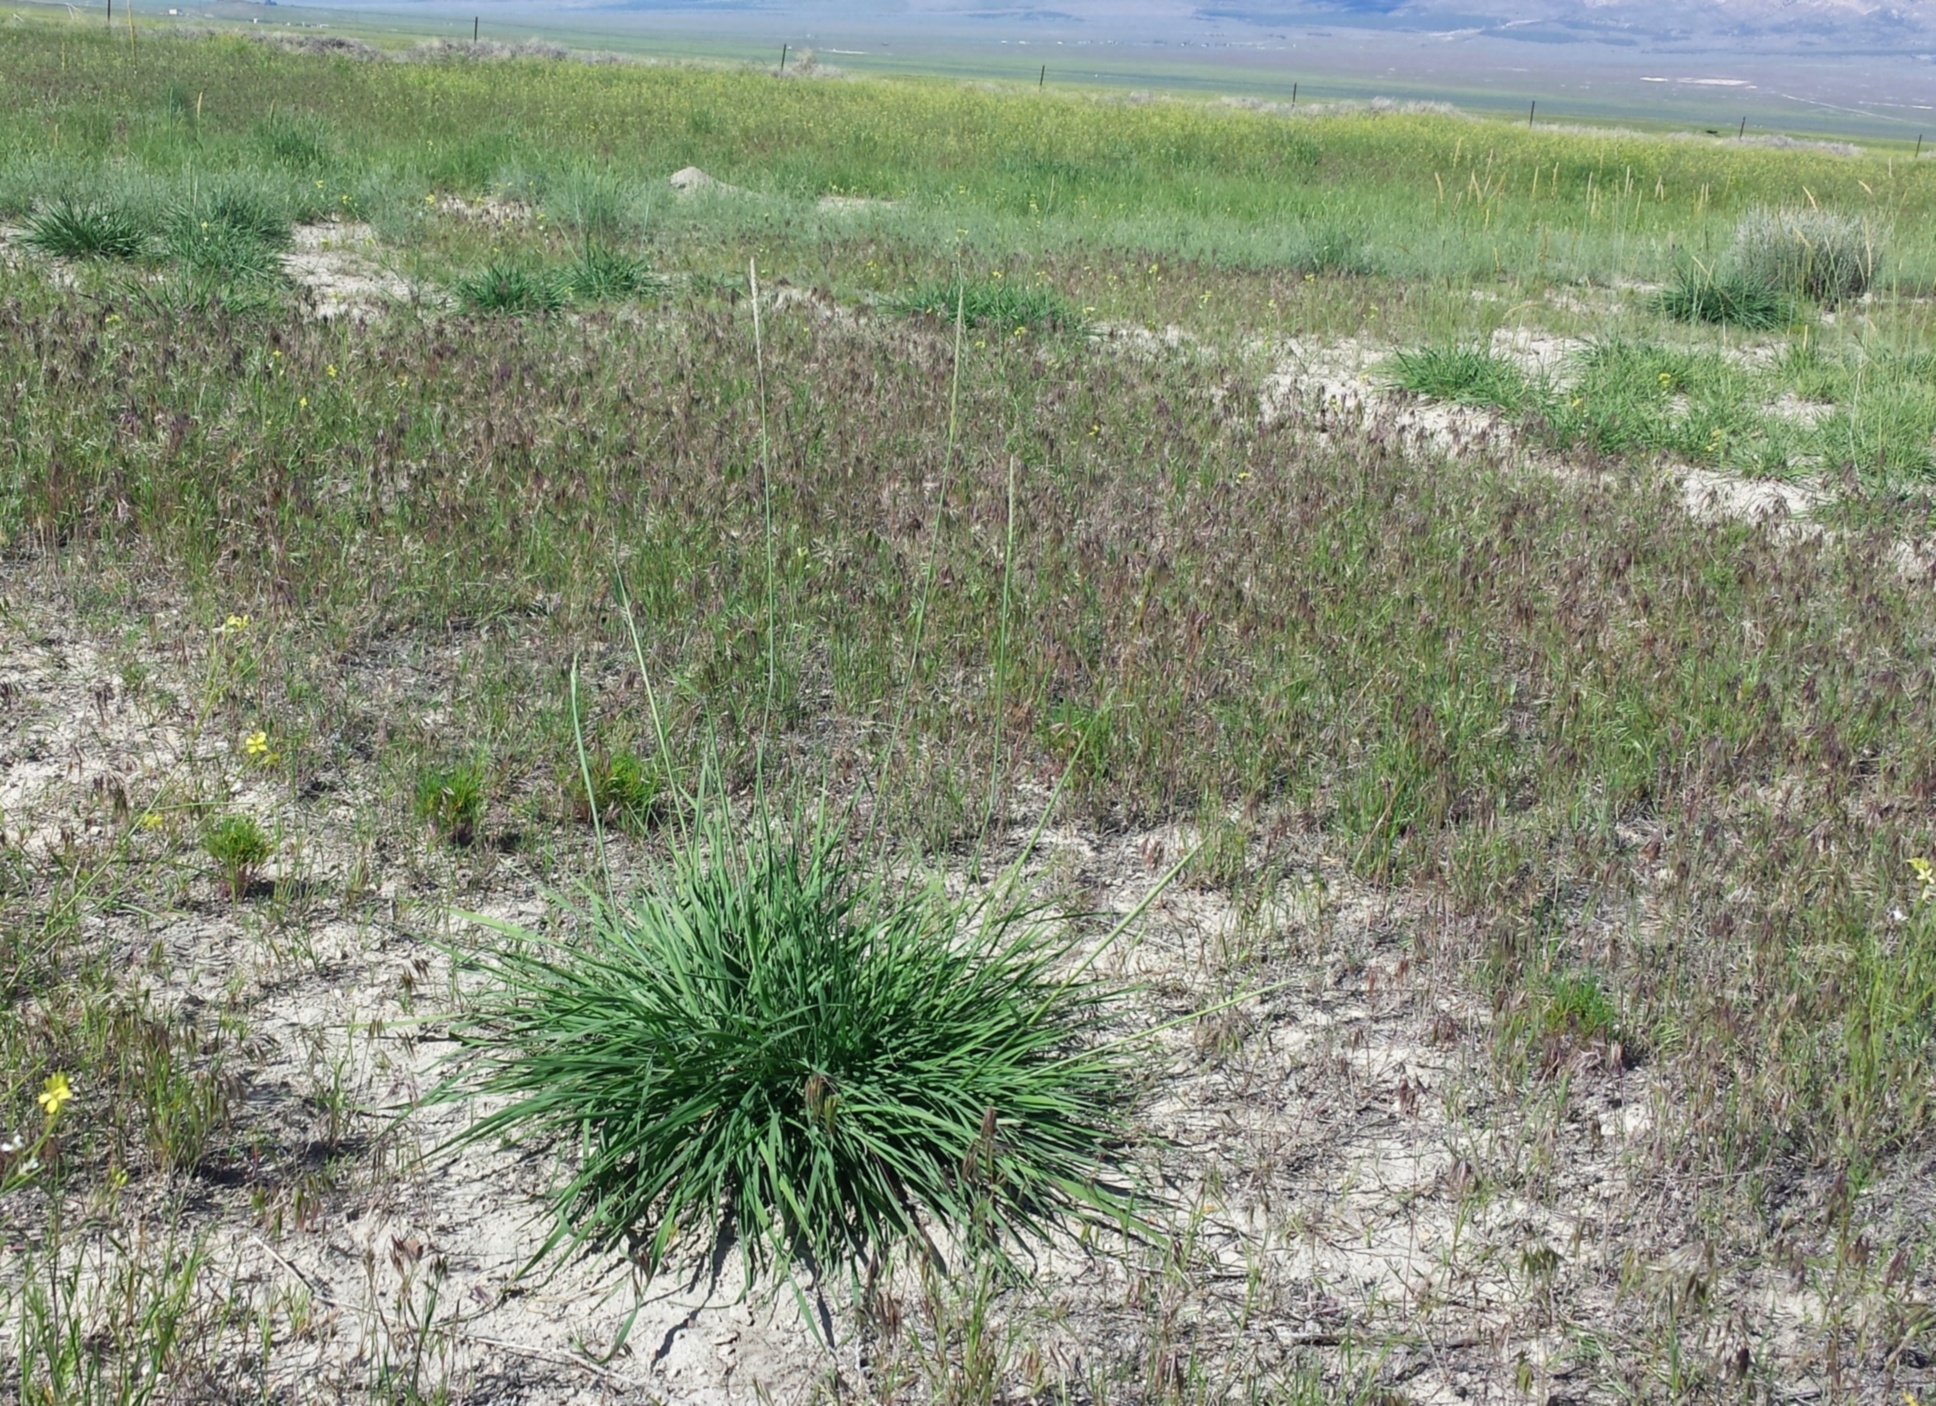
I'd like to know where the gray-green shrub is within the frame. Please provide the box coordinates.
[1730,207,1881,306]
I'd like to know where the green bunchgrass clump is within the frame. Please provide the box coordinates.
[117,270,290,319]
[1657,259,1792,329]
[161,185,292,283]
[1291,223,1376,277]
[453,260,567,315]
[253,110,333,172]
[440,806,1138,1280]
[545,167,641,239]
[1389,344,1531,411]
[569,749,662,832]
[1731,207,1880,307]
[414,761,486,845]
[22,198,152,260]
[561,242,662,302]
[1533,974,1625,1074]
[1547,339,1755,462]
[203,814,270,900]
[894,277,1084,334]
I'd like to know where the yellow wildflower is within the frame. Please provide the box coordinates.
[37,1073,73,1119]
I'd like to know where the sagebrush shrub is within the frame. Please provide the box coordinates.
[1730,208,1880,306]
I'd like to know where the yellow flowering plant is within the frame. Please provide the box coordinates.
[2,1073,75,1193]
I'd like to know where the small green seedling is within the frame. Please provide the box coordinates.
[204,814,271,900]
[571,750,662,834]
[414,762,486,846]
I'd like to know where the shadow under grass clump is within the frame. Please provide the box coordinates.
[1389,343,1532,412]
[437,806,1140,1281]
[22,198,153,260]
[894,276,1085,334]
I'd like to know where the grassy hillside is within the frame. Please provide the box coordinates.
[3,22,1932,285]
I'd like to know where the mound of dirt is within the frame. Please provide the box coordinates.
[283,222,411,321]
[669,167,755,199]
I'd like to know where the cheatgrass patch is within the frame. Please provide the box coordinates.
[436,809,1144,1281]
[893,276,1085,334]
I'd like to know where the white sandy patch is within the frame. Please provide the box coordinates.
[815,194,897,215]
[283,221,412,320]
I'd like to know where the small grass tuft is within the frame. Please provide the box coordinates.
[414,761,486,845]
[22,198,152,260]
[452,261,567,315]
[1534,974,1624,1073]
[439,811,1139,1281]
[1389,344,1531,411]
[569,749,663,833]
[560,242,663,302]
[203,814,271,901]
[1657,259,1792,329]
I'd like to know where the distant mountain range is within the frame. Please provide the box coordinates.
[592,0,1935,48]
[1200,0,1935,47]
